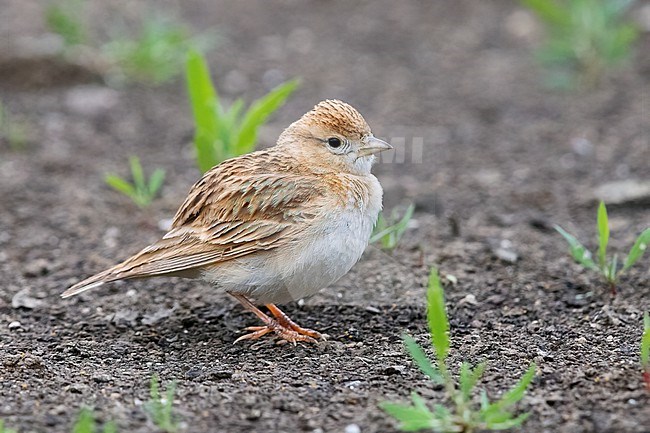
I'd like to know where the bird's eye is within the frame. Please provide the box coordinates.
[327,137,342,148]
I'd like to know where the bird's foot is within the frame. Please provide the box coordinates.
[228,293,326,345]
[235,321,320,344]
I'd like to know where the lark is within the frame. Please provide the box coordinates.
[63,99,392,344]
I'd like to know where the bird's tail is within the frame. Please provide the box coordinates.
[61,262,137,298]
[62,234,208,298]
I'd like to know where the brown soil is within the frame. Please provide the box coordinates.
[1,1,649,432]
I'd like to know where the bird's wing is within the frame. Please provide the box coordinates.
[62,153,325,297]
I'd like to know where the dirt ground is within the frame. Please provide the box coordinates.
[1,1,650,432]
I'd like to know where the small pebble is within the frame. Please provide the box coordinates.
[8,321,21,329]
[345,424,361,433]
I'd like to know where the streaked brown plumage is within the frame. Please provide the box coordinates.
[63,99,392,344]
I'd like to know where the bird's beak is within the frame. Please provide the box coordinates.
[357,136,393,157]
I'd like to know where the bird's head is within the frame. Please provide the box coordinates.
[278,99,392,175]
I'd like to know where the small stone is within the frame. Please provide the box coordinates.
[92,374,112,383]
[185,367,203,380]
[470,320,483,328]
[344,424,361,433]
[8,321,21,329]
[365,306,381,314]
[262,68,285,89]
[382,365,405,376]
[504,10,538,40]
[570,137,594,156]
[490,239,518,263]
[459,294,478,306]
[593,180,650,206]
[142,303,177,325]
[12,288,45,309]
[64,85,120,116]
[223,70,249,94]
[23,258,51,277]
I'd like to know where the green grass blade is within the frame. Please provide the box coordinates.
[608,254,618,282]
[185,49,220,172]
[393,204,415,240]
[623,228,650,271]
[234,79,299,154]
[73,408,95,433]
[486,412,531,430]
[597,201,610,269]
[103,420,117,433]
[459,361,486,401]
[0,420,18,433]
[225,98,245,126]
[45,0,86,47]
[427,268,449,365]
[379,398,437,432]
[487,363,536,413]
[129,156,145,189]
[642,312,650,368]
[105,174,136,197]
[554,225,597,269]
[519,0,569,27]
[148,168,166,197]
[403,333,444,384]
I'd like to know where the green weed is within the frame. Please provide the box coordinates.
[0,101,29,151]
[0,419,18,433]
[555,201,650,294]
[642,312,650,391]
[72,408,116,433]
[103,16,206,85]
[145,375,178,433]
[105,156,165,208]
[185,49,299,173]
[381,268,536,432]
[520,0,638,88]
[371,204,415,250]
[45,0,86,47]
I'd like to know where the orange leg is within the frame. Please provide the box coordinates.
[228,292,324,344]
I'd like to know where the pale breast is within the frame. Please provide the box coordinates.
[201,173,383,304]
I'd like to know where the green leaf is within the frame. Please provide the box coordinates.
[459,361,486,401]
[185,49,220,172]
[485,412,531,430]
[379,399,437,432]
[129,156,145,189]
[148,168,166,196]
[146,375,178,432]
[427,268,449,365]
[103,420,117,433]
[607,253,618,283]
[484,363,536,418]
[73,408,95,433]
[105,174,136,197]
[0,419,18,433]
[403,333,444,384]
[554,225,597,269]
[623,228,650,271]
[597,201,610,269]
[519,0,569,27]
[641,312,650,368]
[234,79,299,155]
[45,0,86,47]
[370,204,415,250]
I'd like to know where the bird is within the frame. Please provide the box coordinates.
[62,99,392,344]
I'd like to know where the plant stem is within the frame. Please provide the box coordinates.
[608,281,617,296]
